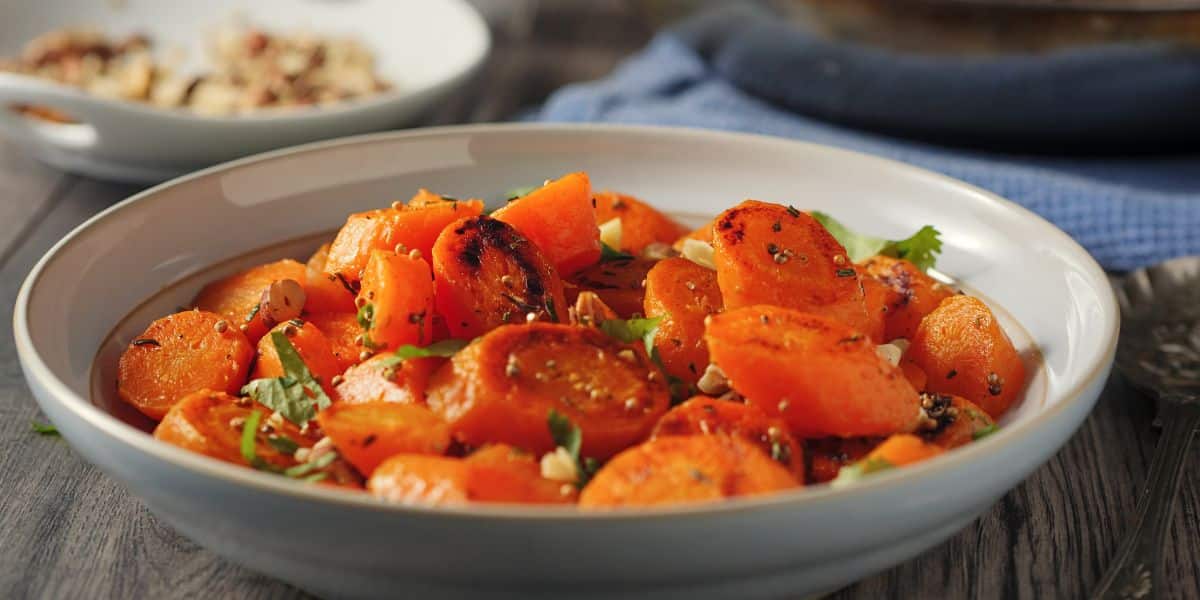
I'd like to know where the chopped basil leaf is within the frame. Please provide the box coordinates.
[241,331,331,426]
[599,241,634,262]
[811,211,943,271]
[30,422,59,436]
[831,456,894,488]
[378,338,471,368]
[266,435,300,455]
[973,423,1000,441]
[598,316,662,356]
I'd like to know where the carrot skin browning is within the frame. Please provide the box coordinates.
[492,172,600,276]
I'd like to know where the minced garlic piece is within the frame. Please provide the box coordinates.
[680,239,715,270]
[539,447,579,483]
[599,217,622,250]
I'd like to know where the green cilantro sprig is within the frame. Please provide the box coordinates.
[812,212,943,271]
[240,332,332,426]
[547,409,599,487]
[377,338,471,369]
[239,411,332,483]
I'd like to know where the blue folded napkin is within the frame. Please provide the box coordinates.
[534,6,1200,271]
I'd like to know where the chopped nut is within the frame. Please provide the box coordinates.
[680,239,716,270]
[259,278,306,327]
[213,320,228,333]
[697,363,730,395]
[539,447,579,483]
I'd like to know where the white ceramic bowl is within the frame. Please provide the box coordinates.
[14,124,1117,599]
[0,0,489,183]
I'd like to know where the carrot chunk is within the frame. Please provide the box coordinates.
[908,295,1027,419]
[304,243,357,315]
[425,322,671,459]
[251,321,342,399]
[432,215,567,339]
[464,444,577,504]
[567,257,656,319]
[154,390,307,469]
[712,200,870,333]
[705,305,922,438]
[652,396,804,481]
[368,455,471,506]
[805,437,884,483]
[579,435,797,508]
[368,445,575,506]
[335,354,441,406]
[193,259,307,344]
[358,250,436,351]
[304,311,362,373]
[492,172,600,276]
[862,433,945,468]
[317,402,451,477]
[921,394,997,449]
[860,255,956,341]
[593,191,688,254]
[118,310,254,421]
[643,257,722,387]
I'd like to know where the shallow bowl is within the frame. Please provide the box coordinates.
[14,124,1117,598]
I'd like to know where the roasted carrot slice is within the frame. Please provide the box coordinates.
[643,257,722,387]
[900,358,928,392]
[711,200,870,333]
[579,435,797,508]
[465,444,577,504]
[325,196,484,282]
[860,255,956,341]
[304,311,362,373]
[593,191,688,254]
[118,310,255,421]
[193,259,308,345]
[861,433,945,468]
[425,322,671,459]
[492,172,600,276]
[673,219,715,251]
[251,321,343,399]
[154,390,307,469]
[908,295,1027,419]
[920,394,996,449]
[805,437,884,483]
[567,257,656,319]
[335,354,442,406]
[304,243,357,315]
[860,275,896,344]
[317,402,451,477]
[368,454,471,505]
[358,250,436,351]
[705,305,922,438]
[652,396,804,481]
[432,215,567,338]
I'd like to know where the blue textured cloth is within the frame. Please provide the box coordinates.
[533,10,1200,271]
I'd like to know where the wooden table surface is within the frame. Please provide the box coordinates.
[2,4,1198,598]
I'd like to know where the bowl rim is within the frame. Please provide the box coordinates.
[0,0,491,125]
[13,122,1119,522]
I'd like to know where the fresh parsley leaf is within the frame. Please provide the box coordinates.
[973,423,999,441]
[547,409,582,458]
[378,338,471,368]
[240,411,335,482]
[241,331,331,425]
[30,422,59,436]
[599,241,634,262]
[598,316,662,356]
[830,456,894,488]
[811,212,943,271]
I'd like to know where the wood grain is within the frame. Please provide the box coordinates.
[1,3,1197,599]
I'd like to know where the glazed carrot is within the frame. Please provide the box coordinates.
[859,275,895,344]
[425,322,671,459]
[358,250,436,351]
[651,397,804,481]
[118,310,254,421]
[860,255,956,341]
[921,394,996,449]
[806,437,884,483]
[154,390,308,469]
[908,295,1027,419]
[368,455,471,505]
[304,311,362,373]
[567,257,656,319]
[464,444,576,504]
[251,321,343,399]
[492,172,600,276]
[579,435,797,508]
[900,358,928,392]
[334,354,442,405]
[304,243,357,315]
[861,433,945,468]
[432,216,567,338]
[711,200,870,333]
[593,191,688,254]
[673,219,715,251]
[705,305,922,438]
[325,195,484,282]
[316,402,451,477]
[642,257,722,387]
[193,259,307,344]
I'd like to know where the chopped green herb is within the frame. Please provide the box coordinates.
[599,241,634,262]
[598,316,662,356]
[973,423,999,441]
[241,331,331,426]
[378,338,471,368]
[831,456,895,488]
[31,422,59,436]
[240,411,336,482]
[811,212,943,271]
[548,409,596,487]
[266,435,300,455]
[240,411,269,469]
